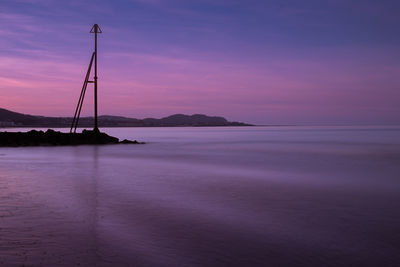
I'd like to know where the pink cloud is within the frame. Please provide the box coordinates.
[1,38,399,125]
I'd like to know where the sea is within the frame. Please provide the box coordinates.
[0,126,400,266]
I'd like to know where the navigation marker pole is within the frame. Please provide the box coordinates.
[91,24,102,132]
[70,24,102,133]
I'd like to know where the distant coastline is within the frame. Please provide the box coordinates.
[0,108,252,128]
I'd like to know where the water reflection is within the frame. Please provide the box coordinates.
[0,127,400,266]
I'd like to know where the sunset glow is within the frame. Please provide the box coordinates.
[0,0,399,125]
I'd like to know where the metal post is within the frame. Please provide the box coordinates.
[93,24,99,132]
[90,24,102,132]
[72,24,102,133]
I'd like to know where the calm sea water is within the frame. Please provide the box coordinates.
[1,126,400,266]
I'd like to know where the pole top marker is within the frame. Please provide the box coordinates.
[90,24,102,34]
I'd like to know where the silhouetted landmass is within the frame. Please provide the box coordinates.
[0,108,252,127]
[0,129,143,147]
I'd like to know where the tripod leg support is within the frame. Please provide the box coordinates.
[70,52,96,133]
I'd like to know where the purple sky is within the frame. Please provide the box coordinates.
[0,0,399,125]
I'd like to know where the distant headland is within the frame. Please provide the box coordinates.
[0,108,252,128]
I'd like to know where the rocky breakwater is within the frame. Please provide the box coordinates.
[0,129,143,147]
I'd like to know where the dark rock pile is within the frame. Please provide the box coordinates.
[0,129,143,147]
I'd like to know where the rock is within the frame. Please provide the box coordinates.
[0,129,143,147]
[120,139,143,144]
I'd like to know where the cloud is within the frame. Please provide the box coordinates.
[0,0,399,124]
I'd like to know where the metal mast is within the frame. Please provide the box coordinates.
[70,24,102,133]
[91,24,102,132]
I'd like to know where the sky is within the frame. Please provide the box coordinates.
[0,0,399,125]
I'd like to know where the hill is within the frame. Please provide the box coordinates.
[0,108,252,127]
